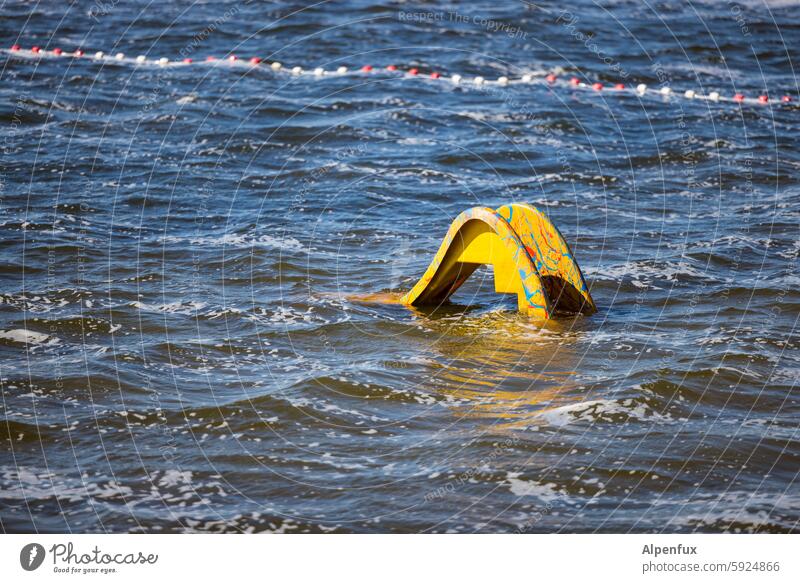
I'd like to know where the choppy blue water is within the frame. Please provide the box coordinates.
[1,0,799,533]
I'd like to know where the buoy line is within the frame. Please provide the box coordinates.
[5,44,795,109]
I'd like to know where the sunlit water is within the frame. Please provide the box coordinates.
[1,0,799,533]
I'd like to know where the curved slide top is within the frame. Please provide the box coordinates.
[401,203,596,319]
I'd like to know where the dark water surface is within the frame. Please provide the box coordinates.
[1,0,799,533]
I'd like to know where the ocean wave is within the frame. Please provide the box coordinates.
[534,398,672,428]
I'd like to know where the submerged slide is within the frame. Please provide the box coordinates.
[401,203,596,319]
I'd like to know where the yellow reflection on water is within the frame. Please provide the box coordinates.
[346,289,592,431]
[416,310,589,431]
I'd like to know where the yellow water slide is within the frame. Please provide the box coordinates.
[401,203,596,319]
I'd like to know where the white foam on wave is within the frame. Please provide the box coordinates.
[0,293,72,313]
[0,467,131,502]
[289,395,389,423]
[535,398,671,427]
[220,233,307,252]
[0,329,59,346]
[247,303,350,331]
[131,300,207,315]
[661,490,800,532]
[159,469,193,487]
[0,466,232,515]
[162,233,307,253]
[505,472,564,501]
[161,233,312,252]
[584,259,712,288]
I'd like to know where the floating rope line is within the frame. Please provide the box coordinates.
[5,44,795,109]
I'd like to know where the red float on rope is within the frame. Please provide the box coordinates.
[570,77,580,85]
[758,95,768,103]
[31,46,40,53]
[592,82,603,91]
[228,55,238,61]
[183,58,193,63]
[545,73,557,83]
[614,83,625,90]
[734,93,745,102]
[249,57,261,64]
[53,48,62,55]
[361,65,372,72]
[409,68,419,75]
[430,72,440,79]
[206,56,216,61]
[782,95,792,102]
[386,65,397,71]
[75,49,83,56]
